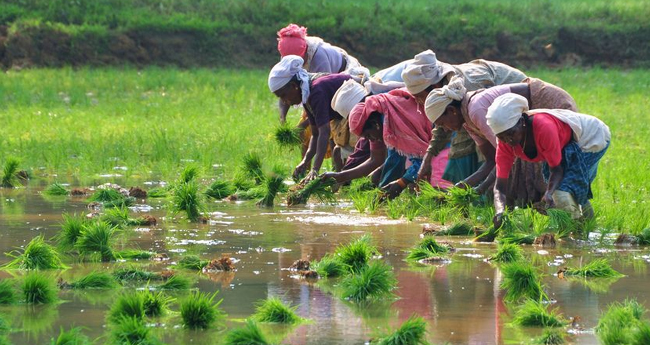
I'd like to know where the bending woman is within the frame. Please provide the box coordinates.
[486,93,610,226]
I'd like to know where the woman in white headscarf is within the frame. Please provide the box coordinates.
[486,93,610,227]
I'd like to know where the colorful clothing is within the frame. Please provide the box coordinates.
[305,73,351,127]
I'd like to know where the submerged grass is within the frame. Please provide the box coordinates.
[489,243,524,263]
[180,291,225,330]
[69,271,119,289]
[44,183,69,196]
[75,221,116,262]
[563,258,624,278]
[49,326,92,345]
[512,299,566,327]
[373,314,428,345]
[500,262,546,302]
[340,260,397,303]
[1,157,20,188]
[252,297,302,324]
[3,235,67,270]
[0,279,18,304]
[22,272,58,304]
[224,319,271,345]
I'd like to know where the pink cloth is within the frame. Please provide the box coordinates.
[430,147,453,188]
[349,88,431,158]
[277,24,308,57]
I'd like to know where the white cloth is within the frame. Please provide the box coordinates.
[331,79,367,119]
[453,59,527,91]
[527,108,611,152]
[364,79,405,95]
[485,93,529,134]
[401,49,455,94]
[268,55,311,104]
[424,76,467,123]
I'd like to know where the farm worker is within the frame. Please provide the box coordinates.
[268,55,353,182]
[401,49,528,185]
[486,93,610,226]
[276,23,370,123]
[424,76,578,207]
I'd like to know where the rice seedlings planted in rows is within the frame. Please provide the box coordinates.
[1,157,20,188]
[49,326,92,345]
[175,255,208,271]
[44,183,69,196]
[335,235,377,273]
[533,328,566,345]
[258,174,286,207]
[252,297,302,324]
[312,254,347,278]
[110,316,156,345]
[3,235,67,270]
[22,272,58,304]
[340,260,397,303]
[142,289,173,318]
[489,243,524,263]
[157,275,192,290]
[373,314,428,345]
[563,258,623,278]
[56,214,89,250]
[274,124,302,147]
[242,152,264,185]
[224,319,271,345]
[68,271,119,289]
[406,237,452,262]
[108,292,145,322]
[116,250,154,260]
[286,177,336,206]
[113,268,162,282]
[512,299,566,327]
[75,221,116,262]
[180,291,225,330]
[596,299,649,345]
[179,165,199,184]
[500,262,546,302]
[171,181,204,222]
[0,279,18,304]
[205,179,235,199]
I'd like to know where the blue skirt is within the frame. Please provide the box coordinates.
[442,152,481,183]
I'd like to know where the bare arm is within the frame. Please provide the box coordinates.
[493,177,509,228]
[278,100,290,124]
[543,165,564,207]
[326,145,387,183]
[418,127,452,182]
[460,142,496,188]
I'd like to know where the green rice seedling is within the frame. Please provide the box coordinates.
[274,124,302,148]
[205,179,235,199]
[157,275,192,290]
[446,186,479,216]
[142,289,173,318]
[101,206,131,227]
[546,209,577,238]
[0,279,18,304]
[436,222,474,236]
[563,258,623,278]
[636,228,650,245]
[312,254,347,278]
[350,189,383,213]
[512,299,566,327]
[286,177,336,206]
[224,319,271,345]
[110,316,155,345]
[259,174,286,207]
[406,237,451,262]
[49,326,92,345]
[75,221,116,262]
[416,182,447,207]
[231,186,266,200]
[489,243,524,263]
[146,187,169,198]
[252,297,301,324]
[0,315,8,333]
[171,181,203,222]
[596,299,648,345]
[340,260,397,303]
[102,196,135,209]
[56,214,89,250]
[22,272,58,304]
[113,267,162,282]
[347,177,375,194]
[385,196,409,220]
[180,291,225,330]
[179,165,199,184]
[108,292,145,322]
[1,157,20,188]
[68,271,119,289]
[474,226,500,242]
[242,152,264,185]
[499,233,536,245]
[533,328,566,345]
[116,250,154,260]
[335,235,377,273]
[44,183,70,196]
[3,235,67,270]
[87,188,124,203]
[175,255,209,271]
[373,314,428,345]
[500,262,546,302]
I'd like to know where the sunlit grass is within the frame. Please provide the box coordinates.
[373,314,428,345]
[252,297,302,324]
[340,260,397,303]
[180,291,225,330]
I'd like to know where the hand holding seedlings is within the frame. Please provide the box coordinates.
[543,191,555,208]
[381,179,405,200]
[320,171,344,183]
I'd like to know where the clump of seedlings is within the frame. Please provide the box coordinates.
[512,299,566,327]
[75,221,117,262]
[115,249,155,260]
[157,274,192,290]
[142,289,173,317]
[274,124,302,147]
[546,209,577,238]
[171,181,204,222]
[87,188,125,203]
[350,189,383,214]
[49,326,92,345]
[180,291,225,330]
[44,183,70,196]
[179,165,200,183]
[203,255,235,272]
[501,233,536,245]
[596,299,650,345]
[22,272,58,304]
[66,271,119,289]
[347,177,376,194]
[113,267,163,282]
[241,152,264,185]
[533,328,566,345]
[175,255,209,271]
[3,235,67,270]
[205,179,235,199]
[147,187,169,198]
[372,314,428,345]
[406,237,453,262]
[489,243,524,263]
[435,222,474,236]
[0,279,18,304]
[500,262,546,302]
[340,260,397,303]
[286,177,336,206]
[258,173,286,207]
[312,254,347,278]
[446,186,480,216]
[637,228,650,245]
[335,235,377,273]
[1,157,21,188]
[110,316,156,345]
[561,258,623,278]
[108,292,146,322]
[474,226,499,242]
[252,297,302,324]
[56,213,89,250]
[224,319,271,345]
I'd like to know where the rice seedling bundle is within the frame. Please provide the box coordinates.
[205,179,235,199]
[489,243,524,263]
[146,187,169,198]
[44,183,69,196]
[252,297,301,324]
[75,221,116,262]
[335,235,377,273]
[512,299,566,327]
[108,292,146,322]
[500,233,536,245]
[157,275,192,290]
[171,181,203,222]
[533,328,566,345]
[49,326,92,345]
[446,186,479,215]
[179,165,199,184]
[180,291,224,329]
[69,271,119,289]
[350,189,383,214]
[274,124,302,147]
[1,157,20,188]
[0,279,17,304]
[241,152,264,185]
[637,228,650,245]
[406,237,451,262]
[110,316,155,345]
[224,319,271,345]
[474,226,499,242]
[101,206,131,227]
[286,177,336,206]
[142,289,173,317]
[340,260,397,303]
[373,314,428,345]
[415,182,448,207]
[116,250,154,260]
[22,272,58,304]
[596,299,649,345]
[500,262,546,302]
[176,255,209,270]
[312,254,347,278]
[87,188,124,203]
[3,235,67,270]
[563,259,623,278]
[347,177,375,194]
[56,213,90,251]
[546,209,577,238]
[436,222,474,236]
[259,174,286,207]
[113,268,162,282]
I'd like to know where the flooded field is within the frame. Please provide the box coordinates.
[1,184,648,345]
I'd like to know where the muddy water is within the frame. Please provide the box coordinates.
[1,186,649,345]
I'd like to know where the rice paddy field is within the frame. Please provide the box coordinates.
[0,67,649,344]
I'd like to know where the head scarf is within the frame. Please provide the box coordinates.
[486,93,529,134]
[401,50,456,94]
[364,78,406,95]
[424,76,467,123]
[331,79,368,119]
[277,24,308,58]
[268,55,311,104]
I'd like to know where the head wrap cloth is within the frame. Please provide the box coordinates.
[268,55,311,104]
[401,50,456,94]
[485,93,529,134]
[423,76,467,123]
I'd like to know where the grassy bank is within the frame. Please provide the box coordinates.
[1,0,649,68]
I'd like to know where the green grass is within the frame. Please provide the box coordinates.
[56,214,89,250]
[512,299,566,327]
[224,319,271,345]
[533,328,566,345]
[142,289,173,318]
[0,279,18,304]
[490,243,524,263]
[500,262,546,303]
[179,165,199,184]
[157,275,192,290]
[180,291,225,330]
[312,254,347,278]
[373,315,428,345]
[75,221,116,262]
[108,292,145,323]
[171,181,203,222]
[175,255,209,271]
[1,157,20,188]
[340,260,397,303]
[334,235,377,273]
[252,297,302,324]
[596,299,650,345]
[49,326,92,345]
[68,271,119,289]
[3,235,67,270]
[44,183,69,196]
[205,179,235,200]
[406,237,452,262]
[563,258,624,278]
[110,315,157,345]
[22,272,58,304]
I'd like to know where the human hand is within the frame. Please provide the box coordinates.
[320,171,343,183]
[293,161,308,181]
[381,180,405,200]
[454,181,470,190]
[303,169,319,183]
[493,212,504,229]
[417,164,432,183]
[543,191,555,208]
